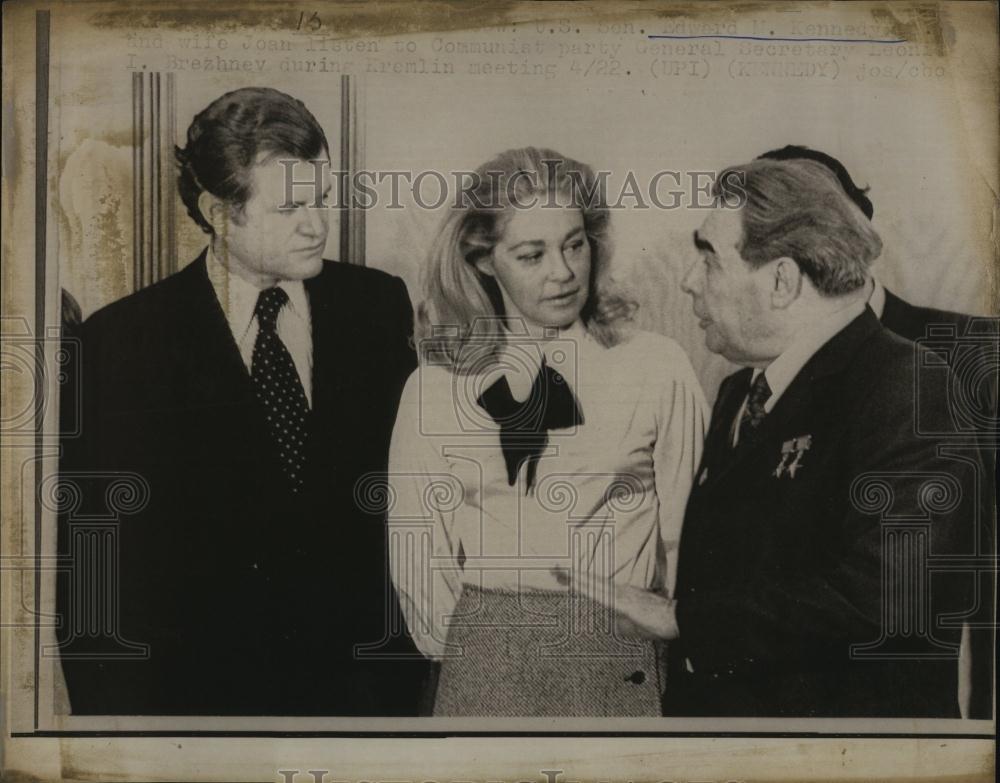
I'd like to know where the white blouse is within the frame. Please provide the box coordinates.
[387,323,708,660]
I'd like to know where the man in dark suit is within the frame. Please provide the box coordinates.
[757,145,996,720]
[661,157,982,717]
[57,87,427,715]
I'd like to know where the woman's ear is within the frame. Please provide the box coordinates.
[197,191,228,234]
[474,254,496,277]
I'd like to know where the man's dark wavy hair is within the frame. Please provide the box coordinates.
[175,87,329,234]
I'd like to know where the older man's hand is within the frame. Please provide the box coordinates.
[552,568,680,640]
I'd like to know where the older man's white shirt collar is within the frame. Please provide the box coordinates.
[868,277,887,319]
[757,298,867,413]
[205,244,310,342]
[490,320,588,403]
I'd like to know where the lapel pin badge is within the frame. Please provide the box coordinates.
[774,434,812,478]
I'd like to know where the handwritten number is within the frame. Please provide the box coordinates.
[296,11,322,32]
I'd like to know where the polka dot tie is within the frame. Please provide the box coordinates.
[251,287,309,493]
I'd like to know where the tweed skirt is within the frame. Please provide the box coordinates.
[433,584,662,716]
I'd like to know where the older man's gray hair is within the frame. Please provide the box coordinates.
[713,158,882,296]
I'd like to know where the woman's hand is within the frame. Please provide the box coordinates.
[551,568,679,640]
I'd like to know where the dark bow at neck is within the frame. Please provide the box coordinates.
[476,359,584,493]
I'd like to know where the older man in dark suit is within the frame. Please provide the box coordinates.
[658,157,983,717]
[759,145,984,342]
[757,146,996,721]
[57,88,427,715]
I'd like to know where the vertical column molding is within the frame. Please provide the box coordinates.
[131,71,177,292]
[34,7,51,731]
[339,74,366,266]
[131,72,143,291]
[163,73,177,281]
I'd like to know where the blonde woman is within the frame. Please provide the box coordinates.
[388,147,707,716]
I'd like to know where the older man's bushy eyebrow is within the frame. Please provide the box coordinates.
[693,231,715,254]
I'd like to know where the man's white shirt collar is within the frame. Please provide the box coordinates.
[868,277,887,319]
[204,244,313,406]
[205,244,310,342]
[756,297,867,413]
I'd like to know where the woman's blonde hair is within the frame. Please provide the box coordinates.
[416,146,635,373]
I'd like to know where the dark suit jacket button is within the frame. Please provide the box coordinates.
[625,670,646,685]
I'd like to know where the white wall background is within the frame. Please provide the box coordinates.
[52,12,997,402]
[363,69,996,399]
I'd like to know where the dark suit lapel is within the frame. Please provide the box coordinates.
[698,369,751,477]
[303,265,355,480]
[688,368,752,494]
[156,252,287,518]
[173,252,256,410]
[304,264,350,418]
[880,288,915,338]
[700,309,882,491]
[173,253,290,494]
